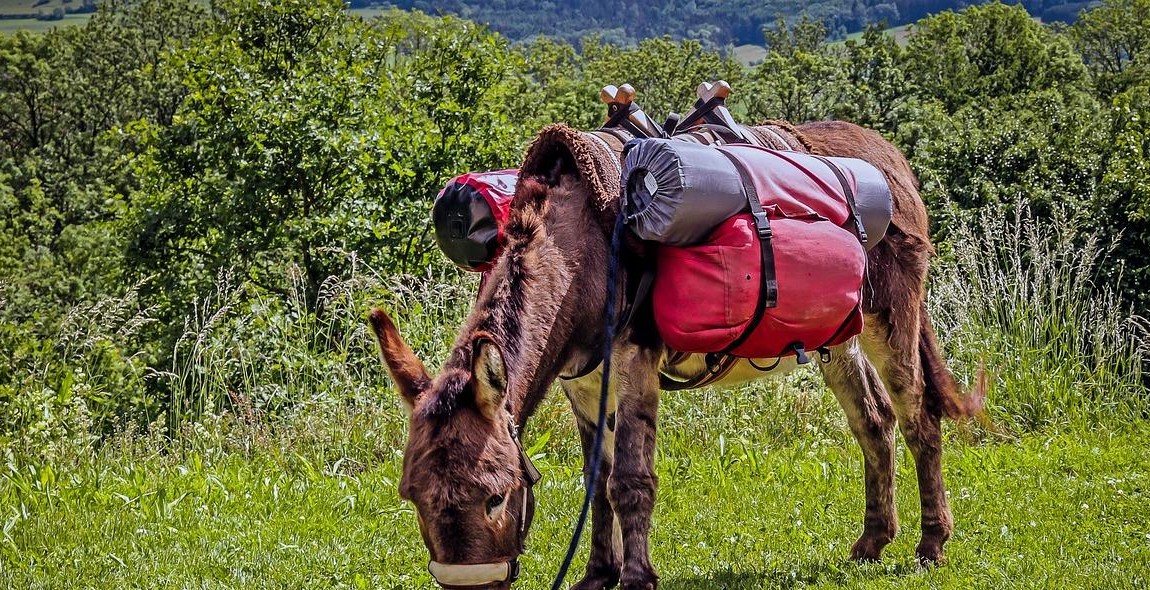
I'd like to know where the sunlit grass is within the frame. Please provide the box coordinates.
[2,203,1147,588]
[1,408,1147,589]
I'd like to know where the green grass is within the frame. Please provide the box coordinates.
[2,396,1147,590]
[3,206,1147,588]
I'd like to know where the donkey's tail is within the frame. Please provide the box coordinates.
[920,309,988,420]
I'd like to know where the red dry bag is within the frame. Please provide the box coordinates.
[432,169,517,272]
[647,145,869,359]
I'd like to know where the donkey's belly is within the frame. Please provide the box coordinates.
[660,353,803,388]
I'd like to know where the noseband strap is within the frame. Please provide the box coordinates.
[428,560,520,587]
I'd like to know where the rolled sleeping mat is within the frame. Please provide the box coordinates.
[432,169,517,272]
[621,138,750,245]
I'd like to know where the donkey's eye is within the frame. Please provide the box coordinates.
[485,494,507,515]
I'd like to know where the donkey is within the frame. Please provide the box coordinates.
[370,120,986,590]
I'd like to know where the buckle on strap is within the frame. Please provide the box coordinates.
[428,559,519,586]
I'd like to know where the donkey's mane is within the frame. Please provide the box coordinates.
[416,177,581,422]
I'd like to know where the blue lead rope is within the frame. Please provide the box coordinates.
[550,211,627,590]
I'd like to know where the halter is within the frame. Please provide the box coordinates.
[425,414,541,588]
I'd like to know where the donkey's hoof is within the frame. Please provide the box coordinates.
[915,541,946,567]
[572,578,617,590]
[571,564,621,590]
[620,570,658,590]
[849,535,890,562]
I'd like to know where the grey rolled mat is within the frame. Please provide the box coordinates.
[822,156,893,249]
[622,139,749,245]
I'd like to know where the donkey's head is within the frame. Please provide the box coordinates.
[370,127,625,587]
[370,309,531,589]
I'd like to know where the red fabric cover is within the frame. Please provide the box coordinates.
[652,146,866,358]
[440,169,517,272]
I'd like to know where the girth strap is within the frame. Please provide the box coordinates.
[659,353,739,390]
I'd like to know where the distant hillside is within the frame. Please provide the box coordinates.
[358,0,1090,45]
[0,0,95,18]
[0,0,1091,41]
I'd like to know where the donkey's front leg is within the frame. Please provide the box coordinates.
[561,375,622,590]
[606,344,663,590]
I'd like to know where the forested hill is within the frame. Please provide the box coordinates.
[354,0,1090,44]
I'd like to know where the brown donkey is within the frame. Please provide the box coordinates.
[370,121,986,590]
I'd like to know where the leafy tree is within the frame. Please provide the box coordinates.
[515,37,599,130]
[911,88,1107,239]
[125,2,529,331]
[743,18,847,123]
[1097,82,1150,307]
[0,0,207,327]
[904,2,1088,113]
[0,0,208,439]
[580,36,745,125]
[838,23,911,132]
[1071,0,1150,97]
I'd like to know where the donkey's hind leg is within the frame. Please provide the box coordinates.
[823,338,899,561]
[561,374,623,590]
[860,250,954,564]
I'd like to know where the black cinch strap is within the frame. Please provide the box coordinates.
[714,148,778,357]
[812,155,867,246]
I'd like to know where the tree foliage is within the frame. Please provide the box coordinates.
[126,1,529,340]
[2,0,1150,445]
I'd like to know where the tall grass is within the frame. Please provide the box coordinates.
[154,257,476,432]
[928,202,1150,431]
[6,205,1149,462]
[0,281,154,461]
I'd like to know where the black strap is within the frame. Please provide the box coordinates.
[603,102,634,130]
[812,155,867,246]
[659,353,738,391]
[675,95,724,131]
[603,103,661,139]
[714,149,778,359]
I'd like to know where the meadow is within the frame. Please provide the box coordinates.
[3,403,1148,589]
[2,0,1149,587]
[3,208,1148,589]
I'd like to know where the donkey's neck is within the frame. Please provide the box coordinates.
[458,263,577,427]
[463,208,609,426]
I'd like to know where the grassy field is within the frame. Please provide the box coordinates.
[0,13,87,33]
[2,207,1147,589]
[843,24,914,44]
[2,379,1148,590]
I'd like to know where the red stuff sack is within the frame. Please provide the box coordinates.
[432,169,517,272]
[650,146,867,359]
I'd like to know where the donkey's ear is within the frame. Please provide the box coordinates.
[471,335,507,422]
[369,308,430,411]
